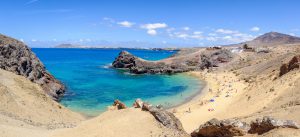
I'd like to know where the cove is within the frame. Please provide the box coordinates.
[32,48,204,116]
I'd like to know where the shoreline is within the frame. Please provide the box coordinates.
[58,72,206,117]
[167,72,208,111]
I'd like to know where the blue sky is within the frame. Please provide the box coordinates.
[1,0,300,47]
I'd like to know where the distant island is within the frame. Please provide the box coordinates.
[54,43,89,48]
[53,43,179,51]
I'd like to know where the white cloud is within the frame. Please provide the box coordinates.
[118,21,134,28]
[206,37,218,41]
[147,29,157,35]
[20,38,24,42]
[172,31,203,40]
[177,33,189,39]
[193,31,202,35]
[289,33,296,36]
[166,28,175,32]
[223,35,232,40]
[183,27,190,31]
[221,33,255,43]
[208,33,217,36]
[141,23,168,30]
[31,39,37,42]
[216,29,237,34]
[190,35,204,39]
[250,26,260,32]
[198,42,204,46]
[141,23,167,36]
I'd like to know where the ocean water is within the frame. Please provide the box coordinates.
[32,48,204,116]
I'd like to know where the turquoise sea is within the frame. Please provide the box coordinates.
[32,48,204,116]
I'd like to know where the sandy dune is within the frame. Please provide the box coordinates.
[0,69,84,137]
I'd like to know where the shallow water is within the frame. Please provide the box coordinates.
[32,48,203,116]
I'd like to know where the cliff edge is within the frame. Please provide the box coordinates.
[0,34,65,100]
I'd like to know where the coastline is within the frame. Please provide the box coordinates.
[167,72,208,110]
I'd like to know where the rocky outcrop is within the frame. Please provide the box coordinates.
[0,34,65,100]
[130,99,189,136]
[248,116,300,134]
[112,49,233,74]
[199,49,233,69]
[132,98,144,108]
[142,102,153,111]
[279,55,300,76]
[112,99,127,109]
[112,51,137,69]
[148,107,186,133]
[191,118,250,137]
[192,117,300,137]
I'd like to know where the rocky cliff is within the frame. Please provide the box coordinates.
[0,34,65,100]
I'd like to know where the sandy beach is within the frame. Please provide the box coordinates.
[173,71,247,133]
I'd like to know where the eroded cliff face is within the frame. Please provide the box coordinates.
[0,34,65,100]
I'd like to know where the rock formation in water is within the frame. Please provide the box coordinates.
[0,34,65,100]
[112,49,234,74]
